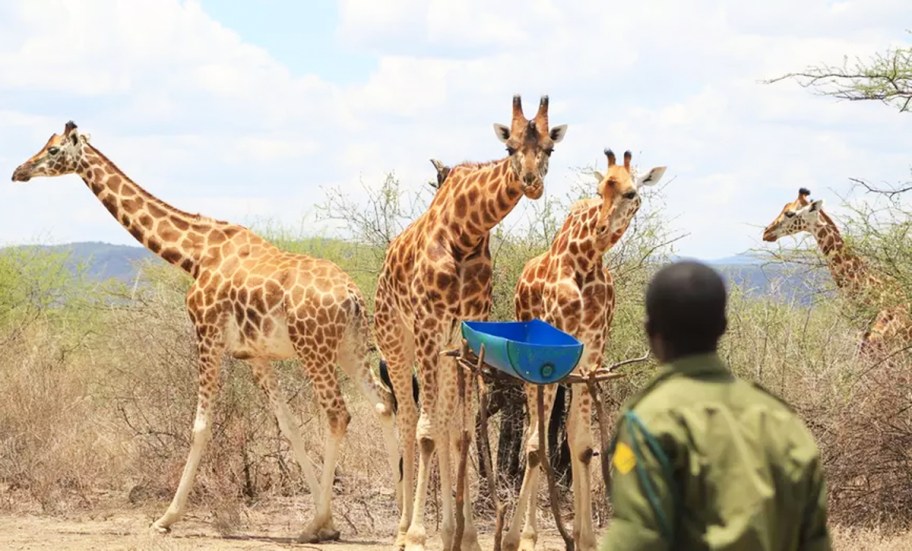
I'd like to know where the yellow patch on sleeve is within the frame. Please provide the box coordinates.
[612,442,636,474]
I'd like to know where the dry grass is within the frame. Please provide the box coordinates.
[1,240,912,548]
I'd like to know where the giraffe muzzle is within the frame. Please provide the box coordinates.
[11,165,32,182]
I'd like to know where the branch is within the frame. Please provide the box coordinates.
[765,46,912,113]
[849,177,912,199]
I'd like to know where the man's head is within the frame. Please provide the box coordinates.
[645,260,728,362]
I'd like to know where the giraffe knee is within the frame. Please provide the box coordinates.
[579,447,594,466]
[327,410,351,435]
[527,449,541,468]
[419,437,435,455]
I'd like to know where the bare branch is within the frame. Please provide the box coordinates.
[849,177,912,199]
[766,45,912,113]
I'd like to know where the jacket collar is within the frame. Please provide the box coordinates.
[641,352,730,392]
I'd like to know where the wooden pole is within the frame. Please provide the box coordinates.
[473,346,506,551]
[538,386,574,551]
[452,342,470,551]
[585,375,613,499]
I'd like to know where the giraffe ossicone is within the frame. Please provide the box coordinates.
[11,121,402,543]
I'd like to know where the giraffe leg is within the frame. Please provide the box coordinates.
[436,324,482,551]
[504,383,556,551]
[297,347,351,543]
[337,323,400,515]
[374,306,418,549]
[455,369,481,551]
[247,359,329,540]
[567,383,597,551]
[151,332,223,533]
[405,319,447,551]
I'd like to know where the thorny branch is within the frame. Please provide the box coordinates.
[766,44,912,113]
[850,177,912,199]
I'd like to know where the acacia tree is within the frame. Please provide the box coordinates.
[768,39,912,114]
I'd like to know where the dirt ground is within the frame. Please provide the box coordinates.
[1,503,911,550]
[0,503,567,551]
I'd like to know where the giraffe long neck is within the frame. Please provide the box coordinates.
[77,145,219,278]
[438,158,525,251]
[812,217,876,299]
[548,199,603,274]
[608,197,641,247]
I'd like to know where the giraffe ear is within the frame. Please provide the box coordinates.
[592,170,604,183]
[637,166,667,187]
[493,123,511,143]
[69,131,79,146]
[809,199,823,212]
[549,124,567,143]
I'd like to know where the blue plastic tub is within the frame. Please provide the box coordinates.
[460,319,584,385]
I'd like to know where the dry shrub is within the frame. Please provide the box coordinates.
[0,322,123,513]
[825,349,912,528]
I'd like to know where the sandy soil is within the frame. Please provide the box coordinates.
[2,501,911,550]
[0,505,567,550]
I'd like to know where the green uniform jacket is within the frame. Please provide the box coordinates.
[599,353,831,551]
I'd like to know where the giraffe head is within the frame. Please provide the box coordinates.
[593,149,666,241]
[493,95,567,199]
[11,121,91,182]
[761,188,825,242]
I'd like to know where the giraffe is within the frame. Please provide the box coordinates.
[508,149,666,551]
[10,122,400,542]
[761,187,912,354]
[373,95,567,551]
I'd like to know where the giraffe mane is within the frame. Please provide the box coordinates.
[818,209,837,228]
[450,158,504,170]
[86,143,229,226]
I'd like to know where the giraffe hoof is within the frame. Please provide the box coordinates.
[149,521,171,535]
[404,526,427,551]
[298,526,341,543]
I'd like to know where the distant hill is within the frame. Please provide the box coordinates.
[2,241,159,283]
[0,242,830,305]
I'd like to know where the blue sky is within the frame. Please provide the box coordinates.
[0,0,909,260]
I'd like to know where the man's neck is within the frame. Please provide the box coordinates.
[660,347,718,364]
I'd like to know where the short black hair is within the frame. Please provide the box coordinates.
[645,260,727,354]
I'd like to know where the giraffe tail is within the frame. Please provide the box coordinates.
[377,358,420,415]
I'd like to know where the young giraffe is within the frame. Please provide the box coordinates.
[762,187,912,354]
[508,149,665,551]
[374,95,567,551]
[10,122,400,542]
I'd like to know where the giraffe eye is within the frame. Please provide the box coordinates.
[506,146,517,156]
[48,147,60,155]
[784,211,796,218]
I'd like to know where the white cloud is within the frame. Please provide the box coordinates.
[0,0,909,260]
